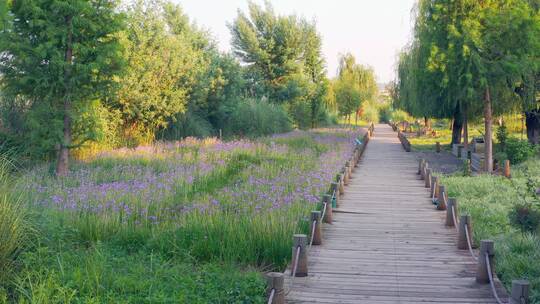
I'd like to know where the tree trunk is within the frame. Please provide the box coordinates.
[424,117,431,131]
[463,107,469,152]
[56,16,73,177]
[484,87,493,173]
[451,104,463,145]
[525,110,540,145]
[355,110,358,126]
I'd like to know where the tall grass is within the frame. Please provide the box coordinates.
[0,154,30,284]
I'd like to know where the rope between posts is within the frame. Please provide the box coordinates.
[485,253,506,304]
[309,219,317,247]
[431,179,438,203]
[464,223,478,261]
[451,205,458,229]
[267,288,275,304]
[286,245,302,296]
[321,202,327,222]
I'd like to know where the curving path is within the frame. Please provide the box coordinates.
[285,124,506,304]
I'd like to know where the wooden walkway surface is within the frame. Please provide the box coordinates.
[285,124,504,304]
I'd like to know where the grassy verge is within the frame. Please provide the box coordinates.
[0,128,359,303]
[441,158,540,303]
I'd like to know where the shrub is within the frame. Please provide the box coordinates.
[224,99,292,137]
[496,124,508,150]
[378,103,392,123]
[509,202,540,234]
[390,109,413,124]
[505,138,537,164]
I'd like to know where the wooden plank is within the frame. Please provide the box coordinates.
[285,124,506,303]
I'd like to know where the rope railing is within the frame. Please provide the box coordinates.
[451,205,458,229]
[266,128,371,303]
[419,159,531,304]
[267,289,276,304]
[309,219,317,247]
[464,223,478,261]
[485,253,506,304]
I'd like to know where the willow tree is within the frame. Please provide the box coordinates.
[0,0,124,175]
[334,53,377,124]
[397,0,539,171]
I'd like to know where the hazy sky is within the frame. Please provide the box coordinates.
[175,0,416,84]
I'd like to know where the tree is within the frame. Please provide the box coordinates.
[114,0,208,142]
[229,1,328,127]
[334,53,377,124]
[0,0,124,175]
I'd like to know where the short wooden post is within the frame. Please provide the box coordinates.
[266,272,285,304]
[430,176,439,201]
[466,159,472,175]
[322,194,333,224]
[342,167,349,185]
[425,168,432,188]
[458,214,473,250]
[446,198,457,227]
[504,160,511,178]
[291,234,308,277]
[336,174,345,195]
[354,150,360,167]
[310,211,322,245]
[330,182,339,207]
[476,240,495,284]
[418,159,425,175]
[510,280,530,304]
[437,185,447,210]
[436,141,441,153]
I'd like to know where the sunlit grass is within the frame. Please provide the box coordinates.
[441,158,540,303]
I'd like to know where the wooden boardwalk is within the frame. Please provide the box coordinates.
[285,124,504,304]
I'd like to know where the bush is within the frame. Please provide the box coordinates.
[509,202,540,233]
[361,101,379,123]
[496,124,508,150]
[224,99,292,137]
[390,110,413,124]
[162,112,214,140]
[378,103,392,123]
[505,138,537,164]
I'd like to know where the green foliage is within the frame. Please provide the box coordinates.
[509,202,540,233]
[497,124,509,149]
[115,0,207,135]
[0,0,124,170]
[230,1,328,127]
[0,155,29,283]
[505,138,538,164]
[390,110,413,123]
[333,54,378,118]
[223,99,292,137]
[442,160,540,301]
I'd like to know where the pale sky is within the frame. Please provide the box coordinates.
[175,0,416,84]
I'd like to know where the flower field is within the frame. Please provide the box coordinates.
[1,128,361,303]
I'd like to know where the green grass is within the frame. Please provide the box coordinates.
[0,129,355,303]
[441,158,540,303]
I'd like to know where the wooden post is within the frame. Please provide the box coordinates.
[446,198,457,227]
[458,215,473,250]
[430,176,439,201]
[437,185,447,210]
[420,161,427,179]
[337,174,345,195]
[291,234,308,277]
[311,211,322,245]
[342,167,349,185]
[354,150,360,167]
[466,159,472,175]
[436,141,441,153]
[476,240,495,284]
[330,182,339,207]
[510,280,530,304]
[322,194,333,224]
[266,272,285,304]
[425,168,432,188]
[504,160,511,178]
[418,159,424,175]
